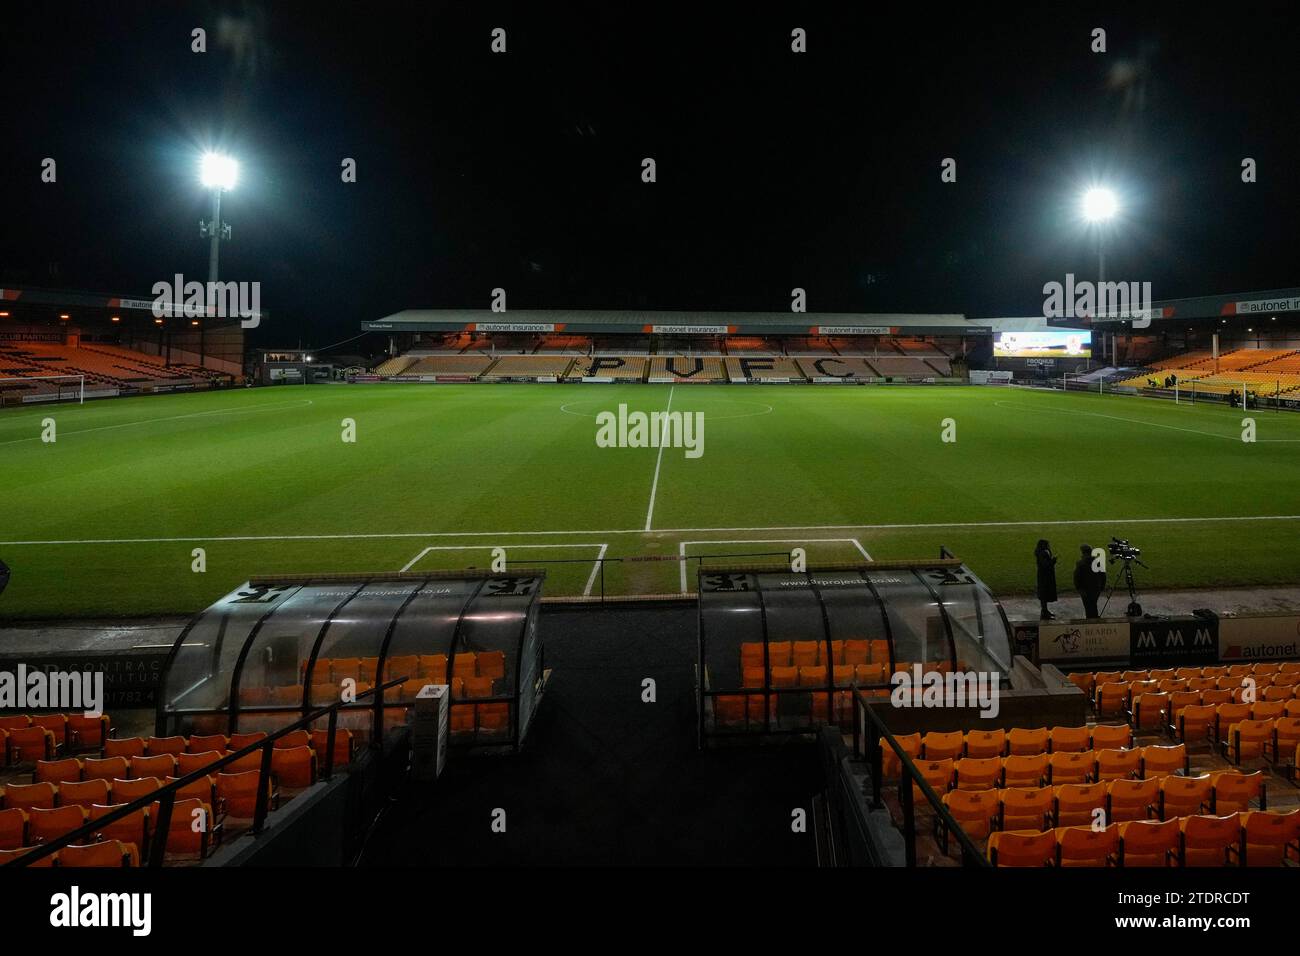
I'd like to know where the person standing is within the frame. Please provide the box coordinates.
[1074,544,1107,619]
[1034,539,1057,620]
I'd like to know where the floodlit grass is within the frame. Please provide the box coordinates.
[2,383,1299,618]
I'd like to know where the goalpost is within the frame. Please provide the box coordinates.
[0,374,85,405]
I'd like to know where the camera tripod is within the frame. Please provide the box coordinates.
[1101,555,1146,618]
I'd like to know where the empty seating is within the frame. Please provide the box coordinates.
[1178,813,1242,867]
[57,779,110,810]
[999,787,1053,832]
[2,782,56,812]
[1210,770,1265,814]
[104,737,147,759]
[57,840,138,868]
[987,830,1056,867]
[1107,778,1159,822]
[1054,782,1106,827]
[1118,818,1179,867]
[1240,809,1300,867]
[1057,824,1119,867]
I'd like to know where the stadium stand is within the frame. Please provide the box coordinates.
[401,354,495,378]
[855,658,1300,867]
[863,354,944,378]
[565,355,648,380]
[647,355,726,382]
[723,356,807,381]
[480,354,578,379]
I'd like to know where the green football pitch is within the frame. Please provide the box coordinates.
[3,383,1300,619]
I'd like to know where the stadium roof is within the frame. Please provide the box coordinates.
[363,309,982,336]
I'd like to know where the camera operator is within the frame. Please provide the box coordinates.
[1034,539,1058,620]
[0,558,9,600]
[1074,544,1106,619]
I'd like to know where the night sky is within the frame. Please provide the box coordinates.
[2,2,1297,349]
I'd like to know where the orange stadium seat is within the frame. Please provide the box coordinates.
[939,789,999,848]
[0,807,28,850]
[1210,770,1266,814]
[1107,778,1159,823]
[1053,782,1106,827]
[58,839,138,868]
[953,757,1001,791]
[964,729,1006,759]
[83,756,129,782]
[1240,809,1300,867]
[1057,824,1118,867]
[1139,744,1188,779]
[1178,813,1242,867]
[1007,727,1049,756]
[1090,724,1132,751]
[1096,748,1142,782]
[1049,726,1090,753]
[34,757,83,785]
[2,782,56,812]
[57,779,110,810]
[921,731,964,761]
[999,787,1053,832]
[1048,751,1095,785]
[30,805,87,844]
[1118,818,1179,867]
[1001,754,1049,789]
[988,830,1056,867]
[1160,774,1212,819]
[103,737,147,759]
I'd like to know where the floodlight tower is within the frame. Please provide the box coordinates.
[1080,186,1118,283]
[198,153,238,370]
[199,152,238,285]
[1080,187,1119,365]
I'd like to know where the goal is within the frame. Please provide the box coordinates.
[0,374,85,405]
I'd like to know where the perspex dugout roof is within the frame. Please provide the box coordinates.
[697,560,1013,740]
[157,571,546,750]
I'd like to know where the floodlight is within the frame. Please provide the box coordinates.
[199,153,239,191]
[1081,187,1118,222]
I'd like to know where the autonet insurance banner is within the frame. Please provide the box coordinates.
[1217,615,1300,662]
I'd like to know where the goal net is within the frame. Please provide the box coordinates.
[0,374,85,405]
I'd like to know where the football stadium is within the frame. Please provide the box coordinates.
[1,0,1297,936]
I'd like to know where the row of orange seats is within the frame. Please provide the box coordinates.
[883,725,1134,775]
[740,639,891,670]
[2,768,273,820]
[0,839,139,868]
[1071,661,1300,696]
[304,651,506,686]
[1090,677,1300,724]
[1168,701,1300,755]
[939,771,1267,843]
[912,744,1194,794]
[248,673,504,709]
[0,798,217,864]
[14,744,316,792]
[100,729,352,769]
[1167,695,1300,740]
[0,714,111,765]
[1217,715,1300,765]
[986,810,1300,867]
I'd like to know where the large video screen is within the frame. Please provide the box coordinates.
[994,330,1091,358]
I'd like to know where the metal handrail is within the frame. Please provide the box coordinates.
[851,687,991,867]
[7,675,406,868]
